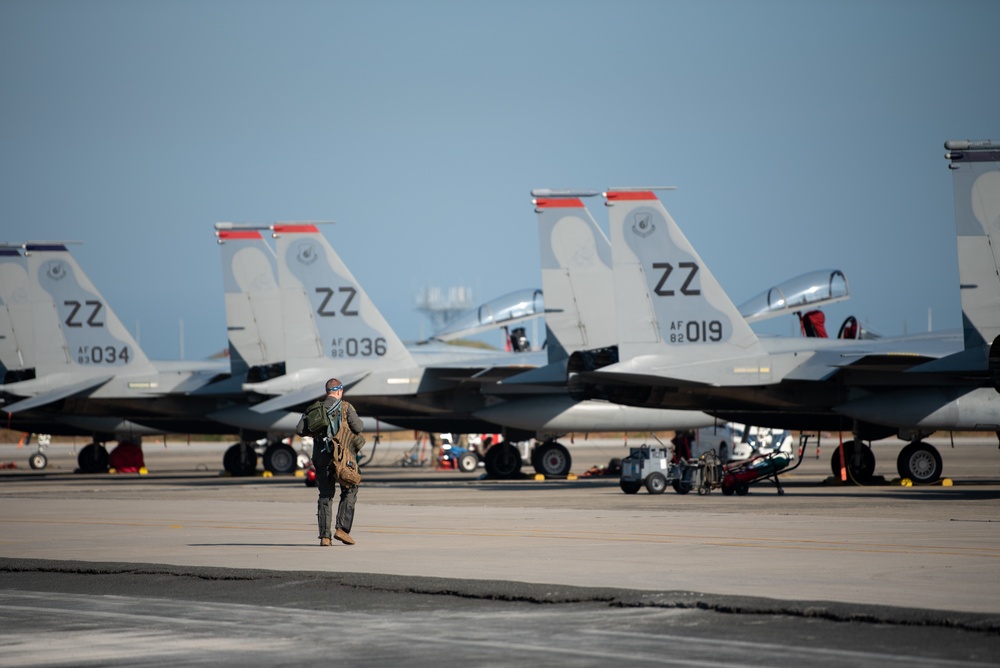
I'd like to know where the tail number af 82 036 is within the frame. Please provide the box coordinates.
[330,337,387,358]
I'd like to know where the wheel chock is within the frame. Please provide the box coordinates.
[533,473,578,481]
[262,470,273,478]
[893,477,953,487]
[139,467,148,476]
[294,470,305,478]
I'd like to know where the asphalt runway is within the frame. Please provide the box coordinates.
[1,435,999,666]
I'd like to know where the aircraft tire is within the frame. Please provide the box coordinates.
[721,484,735,496]
[29,452,48,470]
[896,441,942,484]
[672,479,692,495]
[735,482,750,496]
[263,442,297,475]
[77,443,109,474]
[645,472,667,494]
[485,443,522,479]
[533,441,571,477]
[223,443,258,477]
[830,440,876,483]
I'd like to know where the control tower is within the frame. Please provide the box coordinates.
[415,286,474,332]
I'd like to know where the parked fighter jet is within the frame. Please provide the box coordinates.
[568,140,1000,484]
[0,242,248,472]
[479,190,858,476]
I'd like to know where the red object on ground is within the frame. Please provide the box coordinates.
[109,442,145,473]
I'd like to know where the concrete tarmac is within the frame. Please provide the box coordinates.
[1,435,999,666]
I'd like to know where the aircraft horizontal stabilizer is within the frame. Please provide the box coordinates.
[248,385,325,414]
[1,375,113,413]
[588,353,778,388]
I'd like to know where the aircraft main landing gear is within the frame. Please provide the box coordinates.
[896,441,943,484]
[223,442,258,476]
[263,441,298,475]
[531,440,572,477]
[484,443,522,479]
[77,443,110,474]
[829,440,876,484]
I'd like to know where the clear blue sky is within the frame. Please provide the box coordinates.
[2,0,997,360]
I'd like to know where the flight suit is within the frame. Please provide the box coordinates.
[297,397,364,541]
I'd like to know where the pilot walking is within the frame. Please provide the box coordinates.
[296,378,365,546]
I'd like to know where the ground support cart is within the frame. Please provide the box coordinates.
[619,445,711,495]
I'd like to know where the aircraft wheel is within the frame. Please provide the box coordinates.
[529,446,542,470]
[485,443,522,479]
[457,452,479,473]
[77,443,109,474]
[830,440,876,483]
[619,479,642,494]
[897,441,942,484]
[672,479,692,495]
[263,442,297,474]
[29,452,48,470]
[533,441,571,477]
[223,443,258,476]
[645,472,667,494]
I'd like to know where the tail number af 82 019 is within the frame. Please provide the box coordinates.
[652,263,723,343]
[667,320,723,343]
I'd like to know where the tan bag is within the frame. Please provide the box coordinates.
[330,437,362,487]
[326,402,363,487]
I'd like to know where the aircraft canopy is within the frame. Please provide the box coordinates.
[738,270,849,323]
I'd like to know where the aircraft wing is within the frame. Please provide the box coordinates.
[1,374,114,413]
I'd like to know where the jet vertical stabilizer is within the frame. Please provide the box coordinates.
[533,191,615,362]
[21,243,156,391]
[216,227,284,380]
[274,223,416,372]
[241,223,422,405]
[0,246,34,380]
[946,140,1000,350]
[606,189,769,381]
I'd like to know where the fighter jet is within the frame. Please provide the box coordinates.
[478,190,858,476]
[0,242,246,472]
[568,140,999,484]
